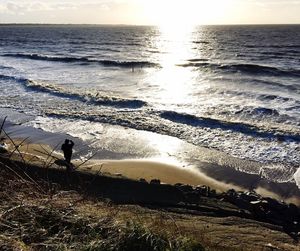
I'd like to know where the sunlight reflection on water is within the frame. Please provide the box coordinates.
[145,26,198,106]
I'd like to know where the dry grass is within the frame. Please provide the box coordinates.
[0,119,297,251]
[0,119,205,250]
[0,156,205,251]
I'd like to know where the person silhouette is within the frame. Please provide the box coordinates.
[61,139,74,166]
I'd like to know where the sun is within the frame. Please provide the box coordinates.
[139,0,231,27]
[141,0,195,27]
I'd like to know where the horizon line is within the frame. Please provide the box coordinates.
[0,23,299,26]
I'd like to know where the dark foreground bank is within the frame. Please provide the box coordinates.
[0,154,299,250]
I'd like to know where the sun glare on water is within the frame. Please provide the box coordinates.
[145,14,196,106]
[140,0,230,106]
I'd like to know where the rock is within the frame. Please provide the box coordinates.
[175,183,183,187]
[240,191,260,202]
[150,179,161,185]
[226,189,237,197]
[250,200,263,205]
[185,191,201,203]
[209,189,217,197]
[196,185,211,196]
[178,185,194,193]
[287,203,299,216]
[264,197,286,211]
[139,178,147,183]
[250,202,268,218]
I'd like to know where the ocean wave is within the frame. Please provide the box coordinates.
[246,45,300,49]
[235,107,279,116]
[257,94,291,102]
[0,74,146,108]
[177,62,211,68]
[160,110,300,142]
[2,53,159,68]
[217,77,300,94]
[40,109,300,169]
[286,105,300,112]
[252,79,300,93]
[0,74,23,82]
[0,65,15,70]
[187,58,209,62]
[283,49,300,54]
[218,88,299,105]
[177,62,300,77]
[271,45,300,49]
[25,80,147,108]
[216,88,296,103]
[192,40,210,44]
[221,64,300,77]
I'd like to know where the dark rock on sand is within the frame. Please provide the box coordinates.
[150,179,161,185]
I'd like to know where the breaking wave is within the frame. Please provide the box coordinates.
[2,53,159,68]
[0,74,19,81]
[235,107,279,116]
[177,62,300,77]
[26,80,147,108]
[0,74,146,109]
[160,110,300,142]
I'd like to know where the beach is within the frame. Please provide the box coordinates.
[1,151,299,251]
[0,6,299,248]
[2,118,300,206]
[1,25,300,206]
[2,120,300,250]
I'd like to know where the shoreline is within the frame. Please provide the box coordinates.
[81,158,300,205]
[1,117,300,204]
[82,159,243,192]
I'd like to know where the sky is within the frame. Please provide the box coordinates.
[0,0,299,25]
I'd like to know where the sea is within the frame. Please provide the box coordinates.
[0,24,299,192]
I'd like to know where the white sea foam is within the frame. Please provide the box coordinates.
[1,25,300,188]
[294,168,300,189]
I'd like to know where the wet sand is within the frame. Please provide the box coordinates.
[80,159,300,205]
[82,159,242,192]
[3,137,241,193]
[2,119,300,204]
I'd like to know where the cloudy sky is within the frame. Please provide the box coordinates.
[0,0,299,25]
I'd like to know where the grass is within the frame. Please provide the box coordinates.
[0,204,203,250]
[0,157,205,251]
[0,120,297,251]
[0,120,205,250]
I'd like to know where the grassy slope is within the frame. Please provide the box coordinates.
[0,156,298,251]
